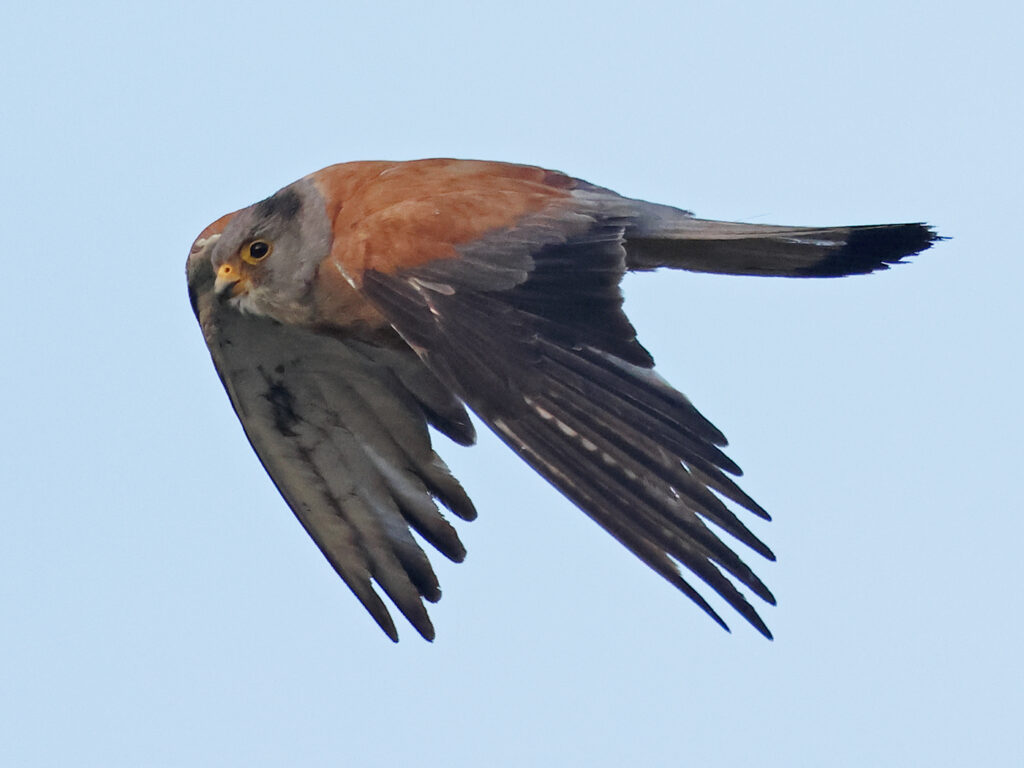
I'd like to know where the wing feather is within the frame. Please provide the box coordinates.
[188,253,474,641]
[359,215,778,637]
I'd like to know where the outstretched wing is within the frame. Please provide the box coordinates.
[188,250,476,641]
[356,206,778,638]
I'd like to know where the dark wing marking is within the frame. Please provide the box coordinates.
[625,215,940,277]
[188,254,475,641]
[361,213,777,637]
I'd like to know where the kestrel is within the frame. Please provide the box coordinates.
[187,158,938,641]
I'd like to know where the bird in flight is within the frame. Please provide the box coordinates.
[187,158,938,641]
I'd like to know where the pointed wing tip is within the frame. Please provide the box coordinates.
[372,603,436,642]
[415,621,436,642]
[380,620,400,643]
[737,493,771,521]
[726,604,773,640]
[747,607,774,639]
[693,594,774,640]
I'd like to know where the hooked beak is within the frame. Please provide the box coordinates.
[214,263,247,296]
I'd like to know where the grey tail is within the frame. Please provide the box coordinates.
[624,214,942,277]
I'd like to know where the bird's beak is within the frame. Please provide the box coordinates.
[214,263,246,296]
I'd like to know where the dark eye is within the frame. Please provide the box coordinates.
[242,240,273,264]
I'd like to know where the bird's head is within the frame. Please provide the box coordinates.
[200,178,333,324]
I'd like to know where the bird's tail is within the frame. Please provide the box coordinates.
[621,204,941,277]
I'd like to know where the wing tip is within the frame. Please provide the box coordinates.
[372,600,437,643]
[415,622,436,642]
[375,612,400,643]
[705,604,774,640]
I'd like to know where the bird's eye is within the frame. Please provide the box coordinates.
[241,240,273,264]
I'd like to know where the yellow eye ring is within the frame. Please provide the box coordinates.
[241,240,273,264]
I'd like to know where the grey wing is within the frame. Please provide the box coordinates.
[188,254,476,642]
[360,210,778,638]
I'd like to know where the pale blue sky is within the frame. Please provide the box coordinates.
[2,2,1021,766]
